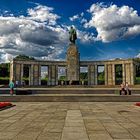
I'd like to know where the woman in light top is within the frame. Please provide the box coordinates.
[125,82,131,95]
[9,80,14,95]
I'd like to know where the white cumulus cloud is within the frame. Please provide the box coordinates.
[28,5,60,25]
[0,4,69,63]
[135,53,140,58]
[69,12,84,22]
[77,30,95,43]
[85,3,140,42]
[69,14,80,21]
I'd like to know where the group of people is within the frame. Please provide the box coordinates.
[9,79,131,96]
[120,82,131,95]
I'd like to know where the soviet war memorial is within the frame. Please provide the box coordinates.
[10,26,136,87]
[1,0,140,140]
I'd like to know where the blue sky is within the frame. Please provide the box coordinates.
[0,0,140,62]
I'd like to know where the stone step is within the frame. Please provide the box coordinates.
[34,90,115,94]
[0,94,140,102]
[1,88,140,94]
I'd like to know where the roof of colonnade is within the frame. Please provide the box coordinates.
[12,58,134,66]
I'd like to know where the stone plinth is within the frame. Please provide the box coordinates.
[67,43,80,82]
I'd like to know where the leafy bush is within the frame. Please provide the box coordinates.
[135,77,140,84]
[0,77,9,85]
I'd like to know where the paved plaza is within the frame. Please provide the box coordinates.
[0,102,140,140]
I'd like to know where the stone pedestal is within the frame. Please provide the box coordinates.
[67,43,80,82]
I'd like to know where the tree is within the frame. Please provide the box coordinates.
[14,54,35,60]
[80,72,88,81]
[0,63,9,77]
[59,76,66,80]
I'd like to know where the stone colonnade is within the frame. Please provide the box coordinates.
[87,61,135,85]
[10,59,135,86]
[10,61,60,86]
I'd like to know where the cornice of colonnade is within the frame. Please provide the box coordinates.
[11,58,135,66]
[80,58,134,66]
[11,59,67,66]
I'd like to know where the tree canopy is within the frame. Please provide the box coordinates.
[0,55,35,78]
[0,63,9,77]
[14,54,35,61]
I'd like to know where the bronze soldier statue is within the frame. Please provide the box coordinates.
[69,26,77,44]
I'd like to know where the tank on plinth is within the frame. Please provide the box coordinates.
[66,43,80,83]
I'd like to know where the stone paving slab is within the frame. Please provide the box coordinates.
[0,102,140,140]
[88,130,113,140]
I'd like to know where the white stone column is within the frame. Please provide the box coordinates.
[38,65,41,86]
[90,65,95,85]
[51,65,56,86]
[112,64,115,85]
[15,63,22,85]
[29,64,34,86]
[48,65,52,86]
[10,61,14,81]
[107,64,113,85]
[33,64,40,86]
[122,64,126,83]
[125,63,131,84]
[88,65,91,85]
[20,64,24,85]
[130,62,135,85]
[105,64,108,85]
[94,65,98,85]
[55,65,58,85]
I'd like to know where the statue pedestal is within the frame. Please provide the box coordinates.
[66,43,80,82]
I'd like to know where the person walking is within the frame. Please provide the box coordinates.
[9,80,14,95]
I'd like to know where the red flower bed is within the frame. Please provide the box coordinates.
[135,102,140,107]
[0,102,12,109]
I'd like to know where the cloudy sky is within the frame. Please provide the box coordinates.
[0,0,140,63]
